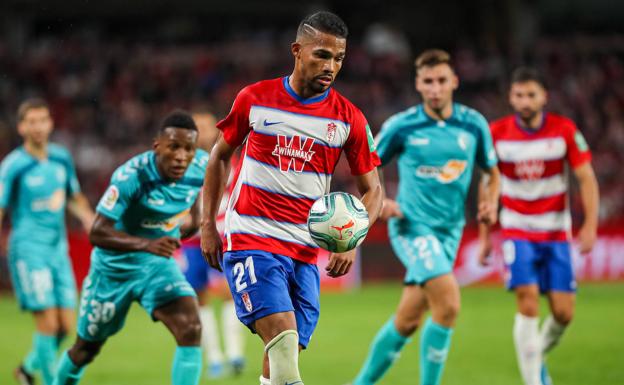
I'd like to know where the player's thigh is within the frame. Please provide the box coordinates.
[291,261,320,349]
[390,228,452,285]
[138,258,197,318]
[546,291,575,325]
[8,249,56,312]
[76,269,134,342]
[503,239,541,290]
[394,284,428,336]
[222,250,295,333]
[423,273,461,327]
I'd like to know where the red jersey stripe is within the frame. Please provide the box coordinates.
[498,159,565,180]
[501,194,566,215]
[227,233,319,264]
[234,183,315,224]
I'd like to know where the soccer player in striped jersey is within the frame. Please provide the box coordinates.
[351,49,500,385]
[200,11,383,385]
[0,99,94,385]
[479,67,599,385]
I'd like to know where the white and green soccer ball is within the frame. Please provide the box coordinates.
[307,192,370,253]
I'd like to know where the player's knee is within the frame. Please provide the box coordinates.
[395,315,421,336]
[176,315,202,345]
[552,308,574,325]
[440,301,460,324]
[69,341,103,366]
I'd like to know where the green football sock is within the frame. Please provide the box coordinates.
[172,346,202,385]
[419,317,453,385]
[52,351,85,385]
[353,316,409,385]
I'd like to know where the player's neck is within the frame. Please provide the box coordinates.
[23,140,48,160]
[423,103,453,122]
[288,74,325,100]
[518,111,544,130]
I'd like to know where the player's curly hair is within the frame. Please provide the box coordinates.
[297,11,348,39]
[160,110,198,134]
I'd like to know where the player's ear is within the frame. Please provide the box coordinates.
[153,138,160,151]
[291,41,302,59]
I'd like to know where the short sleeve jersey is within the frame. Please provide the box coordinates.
[376,103,497,232]
[92,149,208,274]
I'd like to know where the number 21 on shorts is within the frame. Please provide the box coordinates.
[233,256,257,292]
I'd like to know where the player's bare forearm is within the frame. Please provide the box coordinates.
[89,213,179,256]
[179,198,201,240]
[202,135,235,228]
[574,163,599,231]
[68,193,95,233]
[477,166,500,225]
[355,168,383,225]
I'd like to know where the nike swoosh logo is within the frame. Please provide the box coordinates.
[263,119,283,126]
[285,382,303,385]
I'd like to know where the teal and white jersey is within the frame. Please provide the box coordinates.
[0,144,81,249]
[376,103,497,232]
[92,149,208,275]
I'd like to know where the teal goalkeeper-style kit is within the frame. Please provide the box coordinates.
[77,149,207,341]
[376,103,497,284]
[0,144,81,311]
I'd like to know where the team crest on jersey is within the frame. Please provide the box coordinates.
[416,160,467,184]
[326,122,337,142]
[241,292,253,312]
[515,159,545,180]
[272,134,315,173]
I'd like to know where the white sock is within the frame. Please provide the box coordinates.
[259,376,271,385]
[222,300,244,361]
[265,330,303,385]
[199,306,224,366]
[540,315,567,354]
[513,313,541,385]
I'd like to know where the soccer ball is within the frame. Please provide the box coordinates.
[307,192,370,253]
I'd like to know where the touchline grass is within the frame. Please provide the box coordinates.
[1,283,622,385]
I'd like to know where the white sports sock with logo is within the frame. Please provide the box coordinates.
[513,313,541,385]
[222,300,244,360]
[199,306,224,366]
[540,314,567,354]
[265,330,303,385]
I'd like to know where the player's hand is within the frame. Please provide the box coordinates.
[577,223,597,254]
[477,237,493,266]
[200,222,223,272]
[477,200,498,225]
[380,198,403,221]
[326,249,356,278]
[145,237,181,257]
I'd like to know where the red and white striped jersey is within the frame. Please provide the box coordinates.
[490,113,592,241]
[217,77,380,264]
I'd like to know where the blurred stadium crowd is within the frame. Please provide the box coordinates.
[1,26,624,224]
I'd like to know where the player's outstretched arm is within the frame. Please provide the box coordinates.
[201,134,236,271]
[67,192,95,234]
[573,162,599,253]
[89,213,180,257]
[180,196,201,240]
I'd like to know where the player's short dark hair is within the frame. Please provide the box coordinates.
[17,98,49,122]
[415,49,453,72]
[297,11,348,39]
[159,110,198,134]
[511,66,548,89]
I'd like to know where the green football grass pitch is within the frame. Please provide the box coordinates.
[1,283,622,385]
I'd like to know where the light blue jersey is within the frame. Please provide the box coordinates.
[77,149,208,341]
[376,103,497,284]
[92,149,208,275]
[0,143,81,310]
